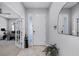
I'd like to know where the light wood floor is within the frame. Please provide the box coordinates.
[0,40,46,56]
[0,40,21,56]
[18,45,46,56]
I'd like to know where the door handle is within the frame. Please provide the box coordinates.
[33,30,35,33]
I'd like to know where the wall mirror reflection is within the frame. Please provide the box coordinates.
[57,2,79,36]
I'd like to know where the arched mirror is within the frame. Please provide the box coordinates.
[57,2,79,36]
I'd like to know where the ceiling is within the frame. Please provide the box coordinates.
[64,2,78,8]
[23,2,51,8]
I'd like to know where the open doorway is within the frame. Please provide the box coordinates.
[0,2,25,56]
[0,16,22,56]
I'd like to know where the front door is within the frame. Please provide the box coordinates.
[33,14,46,45]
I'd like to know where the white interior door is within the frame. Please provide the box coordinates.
[33,14,46,45]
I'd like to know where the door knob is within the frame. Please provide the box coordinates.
[33,30,35,33]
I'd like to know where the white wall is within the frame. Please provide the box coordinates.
[48,2,79,56]
[25,8,49,45]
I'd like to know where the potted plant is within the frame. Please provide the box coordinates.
[43,44,59,56]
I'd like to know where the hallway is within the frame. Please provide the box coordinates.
[0,2,79,56]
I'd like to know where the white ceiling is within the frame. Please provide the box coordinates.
[64,2,78,8]
[23,2,51,8]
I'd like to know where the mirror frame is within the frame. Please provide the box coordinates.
[57,2,79,37]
